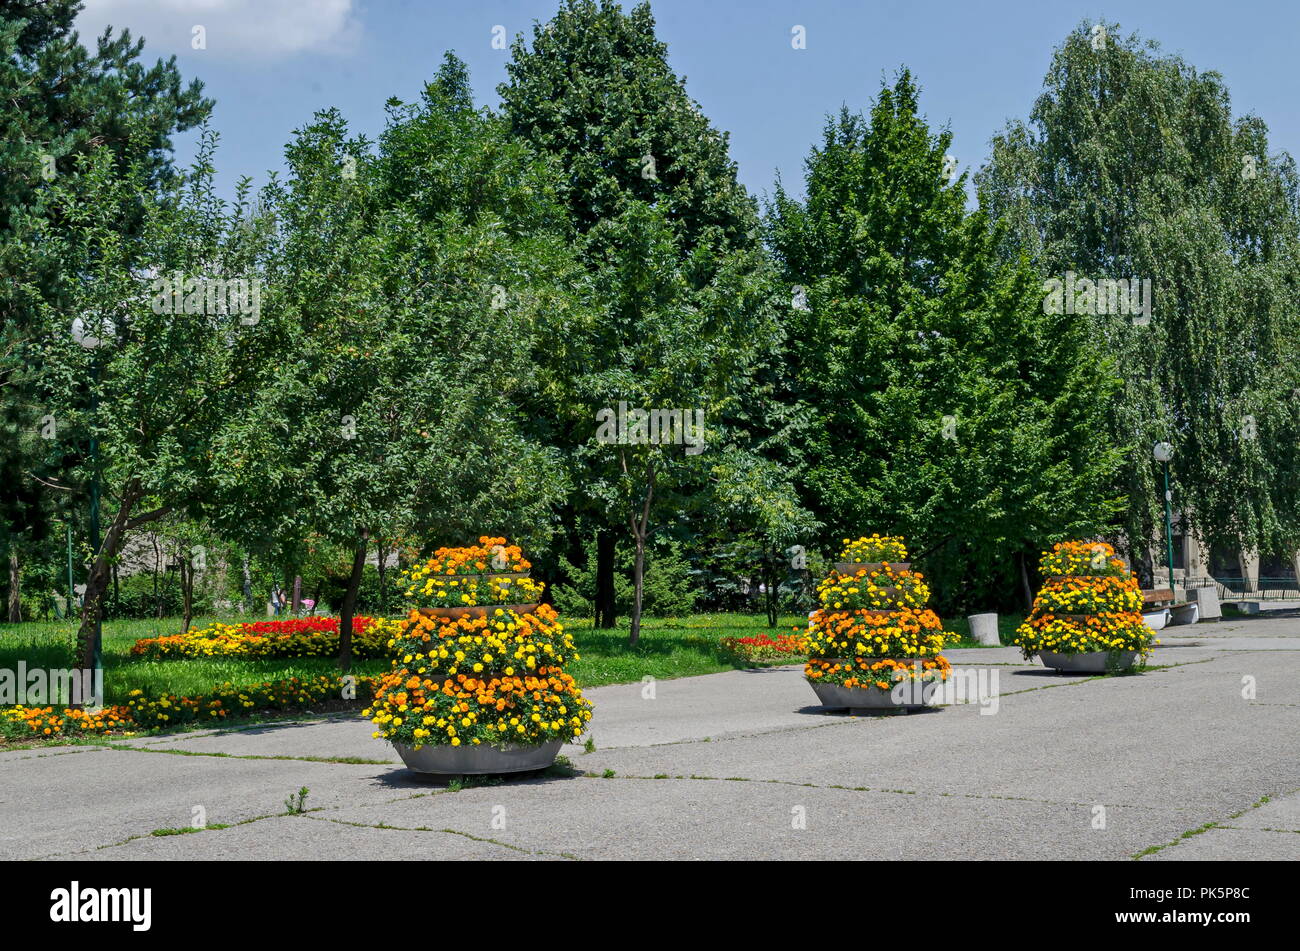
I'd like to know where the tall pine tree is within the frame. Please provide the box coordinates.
[769,71,1124,612]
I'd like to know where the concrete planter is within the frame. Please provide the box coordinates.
[811,678,937,712]
[1038,650,1139,673]
[392,738,563,775]
[1188,585,1222,620]
[1142,609,1170,632]
[967,612,1000,646]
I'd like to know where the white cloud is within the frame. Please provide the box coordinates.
[76,0,361,58]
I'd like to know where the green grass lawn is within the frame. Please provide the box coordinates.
[0,610,1021,709]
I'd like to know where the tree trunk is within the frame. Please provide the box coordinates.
[375,537,388,615]
[630,529,646,646]
[627,460,655,647]
[594,528,617,629]
[241,554,253,614]
[180,551,194,634]
[7,548,21,623]
[77,495,138,677]
[338,534,368,673]
[151,534,162,618]
[291,575,302,614]
[1018,549,1034,611]
[765,556,778,628]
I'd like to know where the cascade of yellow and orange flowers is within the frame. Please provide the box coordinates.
[365,537,592,750]
[804,535,954,690]
[1014,541,1153,658]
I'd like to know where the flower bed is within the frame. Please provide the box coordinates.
[720,633,807,663]
[0,704,134,738]
[0,673,379,738]
[131,615,404,660]
[1014,541,1153,661]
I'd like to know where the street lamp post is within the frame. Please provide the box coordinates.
[73,315,109,677]
[1153,442,1175,589]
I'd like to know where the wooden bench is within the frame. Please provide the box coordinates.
[1142,588,1199,625]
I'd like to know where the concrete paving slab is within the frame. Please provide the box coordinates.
[63,814,539,861]
[1140,827,1300,861]
[322,775,1195,860]
[112,716,401,764]
[566,654,1300,819]
[5,612,1296,861]
[1,746,438,861]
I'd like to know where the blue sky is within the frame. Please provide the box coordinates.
[75,0,1300,205]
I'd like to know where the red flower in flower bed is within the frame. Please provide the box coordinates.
[130,616,400,660]
[241,616,379,636]
[720,633,808,663]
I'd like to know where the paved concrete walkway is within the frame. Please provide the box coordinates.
[3,611,1297,861]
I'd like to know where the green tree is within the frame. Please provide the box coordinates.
[768,71,1124,612]
[257,58,571,669]
[977,21,1300,576]
[1,0,211,621]
[17,135,281,671]
[571,201,779,642]
[499,0,784,630]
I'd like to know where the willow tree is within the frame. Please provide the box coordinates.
[977,21,1300,575]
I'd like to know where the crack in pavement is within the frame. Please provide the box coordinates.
[300,812,581,860]
[569,771,1208,814]
[102,743,393,766]
[1132,790,1298,859]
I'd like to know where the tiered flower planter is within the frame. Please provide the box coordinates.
[1015,541,1153,674]
[805,535,952,713]
[365,536,592,775]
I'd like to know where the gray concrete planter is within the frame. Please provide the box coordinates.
[967,612,1000,646]
[811,679,937,712]
[1142,609,1170,631]
[392,738,563,775]
[1038,650,1139,674]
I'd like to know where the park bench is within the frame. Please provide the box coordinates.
[1141,588,1199,626]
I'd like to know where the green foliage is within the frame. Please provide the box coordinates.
[255,57,574,554]
[977,21,1300,570]
[552,537,698,619]
[0,1,213,628]
[500,2,792,640]
[768,70,1125,613]
[499,0,759,253]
